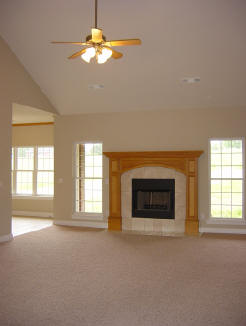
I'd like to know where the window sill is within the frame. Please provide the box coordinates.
[72,213,104,221]
[207,217,246,225]
[12,195,54,200]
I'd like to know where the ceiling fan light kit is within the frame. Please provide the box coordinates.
[52,0,141,64]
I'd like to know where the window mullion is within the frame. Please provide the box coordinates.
[33,146,38,196]
[13,147,17,195]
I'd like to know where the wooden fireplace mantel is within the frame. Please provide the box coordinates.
[103,151,203,235]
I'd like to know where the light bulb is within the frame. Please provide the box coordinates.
[97,47,112,64]
[81,47,96,63]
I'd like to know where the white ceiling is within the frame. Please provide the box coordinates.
[12,103,55,124]
[1,0,246,115]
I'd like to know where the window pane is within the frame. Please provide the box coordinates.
[222,193,231,205]
[93,190,102,201]
[232,140,242,153]
[211,205,221,217]
[221,140,231,153]
[211,166,221,178]
[232,193,242,206]
[85,201,93,212]
[232,180,242,193]
[211,193,221,205]
[222,180,231,192]
[85,167,93,177]
[85,156,93,167]
[16,171,33,194]
[85,190,93,201]
[222,206,231,218]
[94,167,102,178]
[232,154,242,165]
[211,180,221,192]
[93,202,102,213]
[211,141,221,153]
[93,143,102,155]
[211,154,221,165]
[221,166,231,178]
[85,144,94,156]
[232,206,242,218]
[17,148,34,170]
[93,179,102,190]
[38,147,54,170]
[85,179,93,190]
[232,166,242,178]
[94,155,102,167]
[37,172,54,195]
[221,154,231,165]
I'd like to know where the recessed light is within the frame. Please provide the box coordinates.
[88,84,104,90]
[181,77,200,84]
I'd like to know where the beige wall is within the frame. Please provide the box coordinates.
[54,108,246,231]
[12,124,54,146]
[0,101,12,237]
[12,124,54,215]
[0,36,56,238]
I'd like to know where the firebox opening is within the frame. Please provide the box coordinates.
[132,179,175,219]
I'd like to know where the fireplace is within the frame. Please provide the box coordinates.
[103,151,203,235]
[132,179,175,219]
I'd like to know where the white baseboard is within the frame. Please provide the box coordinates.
[0,233,13,243]
[54,219,108,229]
[12,210,53,218]
[200,227,246,234]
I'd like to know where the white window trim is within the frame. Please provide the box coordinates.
[72,141,104,220]
[12,146,54,198]
[12,195,53,200]
[208,137,245,224]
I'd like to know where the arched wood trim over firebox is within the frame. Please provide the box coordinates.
[103,151,203,235]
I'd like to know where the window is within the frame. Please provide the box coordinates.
[209,139,244,219]
[37,147,54,195]
[12,146,54,196]
[75,143,103,214]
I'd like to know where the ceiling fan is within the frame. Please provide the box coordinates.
[51,0,141,64]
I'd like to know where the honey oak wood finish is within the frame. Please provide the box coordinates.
[12,122,54,127]
[103,151,203,235]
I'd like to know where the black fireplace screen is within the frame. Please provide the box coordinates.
[132,179,175,219]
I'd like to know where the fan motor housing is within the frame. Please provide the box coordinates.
[86,34,106,43]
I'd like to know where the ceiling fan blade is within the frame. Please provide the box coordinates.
[103,45,122,59]
[68,48,87,59]
[111,49,123,59]
[51,41,87,45]
[104,39,141,47]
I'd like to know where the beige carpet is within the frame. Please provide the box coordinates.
[0,226,245,326]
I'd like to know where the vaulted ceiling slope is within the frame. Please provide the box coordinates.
[0,35,57,116]
[0,0,246,115]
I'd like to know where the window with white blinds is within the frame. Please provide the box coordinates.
[75,143,103,214]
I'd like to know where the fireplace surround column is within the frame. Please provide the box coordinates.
[104,151,203,235]
[107,159,122,230]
